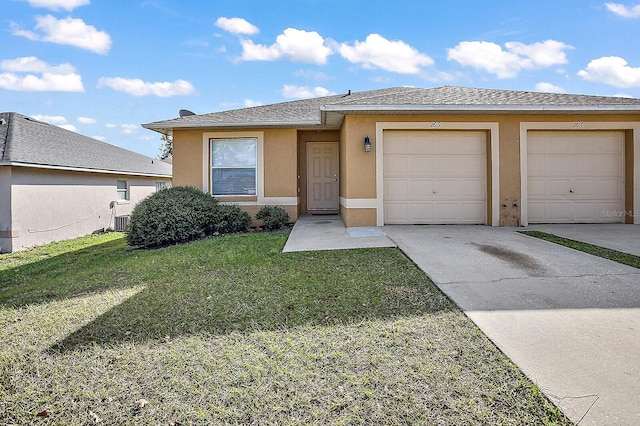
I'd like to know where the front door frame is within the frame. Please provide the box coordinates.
[306,141,339,212]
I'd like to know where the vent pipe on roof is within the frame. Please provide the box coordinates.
[179,109,196,118]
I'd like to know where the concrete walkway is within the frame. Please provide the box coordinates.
[282,215,395,252]
[283,221,640,424]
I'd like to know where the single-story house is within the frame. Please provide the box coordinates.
[1,112,172,253]
[142,86,640,228]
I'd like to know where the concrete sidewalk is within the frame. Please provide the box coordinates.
[383,225,640,426]
[282,215,395,252]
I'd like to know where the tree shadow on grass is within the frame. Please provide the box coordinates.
[0,237,145,309]
[47,236,457,353]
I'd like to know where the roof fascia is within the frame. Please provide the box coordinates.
[0,161,171,178]
[142,119,322,131]
[320,104,640,113]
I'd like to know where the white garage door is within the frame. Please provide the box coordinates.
[384,130,486,224]
[527,131,624,223]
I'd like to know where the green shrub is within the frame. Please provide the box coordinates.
[255,206,291,231]
[125,186,220,248]
[213,204,252,234]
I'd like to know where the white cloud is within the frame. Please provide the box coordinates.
[244,99,263,107]
[282,85,334,99]
[605,2,640,17]
[447,40,572,78]
[92,135,106,141]
[241,28,333,64]
[105,123,117,128]
[77,116,96,124]
[30,114,77,131]
[120,124,138,134]
[535,82,566,93]
[13,15,112,54]
[31,114,67,124]
[59,124,78,132]
[339,34,434,74]
[215,17,259,35]
[97,77,195,97]
[25,0,90,11]
[0,56,75,74]
[0,56,84,92]
[578,56,640,88]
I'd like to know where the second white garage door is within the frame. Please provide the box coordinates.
[527,131,624,223]
[384,130,486,224]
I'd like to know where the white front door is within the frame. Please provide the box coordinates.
[307,142,339,211]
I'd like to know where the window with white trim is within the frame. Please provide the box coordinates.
[156,181,170,191]
[210,137,257,196]
[116,180,129,200]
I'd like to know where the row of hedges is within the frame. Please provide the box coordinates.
[125,186,290,248]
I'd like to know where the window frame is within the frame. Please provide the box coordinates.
[116,180,129,201]
[209,136,259,197]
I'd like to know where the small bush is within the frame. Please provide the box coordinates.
[126,186,220,248]
[255,206,291,231]
[213,204,251,234]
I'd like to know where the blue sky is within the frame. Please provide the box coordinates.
[3,0,640,157]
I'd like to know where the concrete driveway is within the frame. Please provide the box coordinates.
[383,225,640,426]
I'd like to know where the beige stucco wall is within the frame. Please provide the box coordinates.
[4,166,170,252]
[172,129,204,188]
[173,128,300,223]
[172,112,639,229]
[337,113,640,227]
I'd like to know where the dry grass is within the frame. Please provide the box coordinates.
[0,232,569,425]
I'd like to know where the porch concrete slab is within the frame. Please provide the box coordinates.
[282,215,396,252]
[383,225,640,426]
[525,223,640,256]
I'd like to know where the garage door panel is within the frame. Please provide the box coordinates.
[408,180,435,199]
[409,203,435,222]
[408,157,435,177]
[384,130,486,224]
[384,156,409,178]
[459,178,486,198]
[546,156,573,176]
[527,131,624,223]
[431,156,460,175]
[528,155,546,175]
[385,202,409,223]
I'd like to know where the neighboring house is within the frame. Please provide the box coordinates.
[0,112,172,253]
[142,86,640,228]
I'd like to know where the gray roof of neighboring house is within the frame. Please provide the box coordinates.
[0,112,172,177]
[142,86,640,133]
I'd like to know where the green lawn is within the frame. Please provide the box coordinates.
[520,230,640,269]
[0,232,569,425]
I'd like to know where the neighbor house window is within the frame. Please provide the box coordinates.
[116,180,129,200]
[156,181,170,191]
[210,138,257,196]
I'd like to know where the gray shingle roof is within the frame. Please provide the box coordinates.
[142,86,640,132]
[1,112,171,177]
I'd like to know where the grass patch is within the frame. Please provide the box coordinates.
[520,230,640,269]
[0,232,570,425]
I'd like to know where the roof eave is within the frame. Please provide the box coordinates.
[321,104,640,113]
[1,161,172,178]
[142,119,324,132]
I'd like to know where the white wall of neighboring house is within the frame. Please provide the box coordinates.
[2,166,171,253]
[0,167,12,253]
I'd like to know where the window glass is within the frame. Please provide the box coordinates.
[116,180,129,200]
[211,138,257,195]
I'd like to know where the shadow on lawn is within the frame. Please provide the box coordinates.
[46,238,456,353]
[0,237,143,309]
